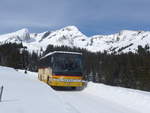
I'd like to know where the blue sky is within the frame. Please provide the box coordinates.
[0,0,150,36]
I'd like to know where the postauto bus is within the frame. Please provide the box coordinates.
[38,51,84,88]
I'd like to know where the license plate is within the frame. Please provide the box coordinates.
[65,82,71,85]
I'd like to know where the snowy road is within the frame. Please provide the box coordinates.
[58,90,138,113]
[1,66,150,113]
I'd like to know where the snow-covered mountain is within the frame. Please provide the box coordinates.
[0,26,150,53]
[0,28,30,43]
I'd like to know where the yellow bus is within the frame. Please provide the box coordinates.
[38,51,84,88]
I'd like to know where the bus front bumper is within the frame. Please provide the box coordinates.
[48,77,83,87]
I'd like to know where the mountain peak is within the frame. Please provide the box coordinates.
[13,28,30,41]
[16,28,29,34]
[62,25,79,32]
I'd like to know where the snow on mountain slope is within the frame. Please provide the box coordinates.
[90,30,150,53]
[1,66,150,113]
[0,26,150,53]
[29,26,88,51]
[0,28,30,43]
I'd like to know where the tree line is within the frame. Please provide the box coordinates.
[0,43,38,71]
[0,43,150,91]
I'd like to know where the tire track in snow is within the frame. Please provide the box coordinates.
[57,90,140,113]
[65,102,82,113]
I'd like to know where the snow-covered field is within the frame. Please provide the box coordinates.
[0,66,150,113]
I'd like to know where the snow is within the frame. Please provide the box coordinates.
[0,28,30,42]
[0,26,150,53]
[0,66,67,113]
[1,66,150,113]
[83,82,150,113]
[58,82,150,113]
[17,69,38,80]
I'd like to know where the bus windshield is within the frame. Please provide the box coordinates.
[53,54,82,74]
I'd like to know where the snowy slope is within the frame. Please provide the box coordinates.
[0,29,30,43]
[1,66,150,113]
[83,82,150,113]
[0,66,67,113]
[0,26,150,53]
[90,30,150,53]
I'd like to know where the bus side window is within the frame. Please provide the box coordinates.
[45,57,49,67]
[50,56,54,66]
[48,56,51,67]
[51,57,53,63]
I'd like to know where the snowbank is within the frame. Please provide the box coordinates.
[84,82,150,113]
[0,66,67,113]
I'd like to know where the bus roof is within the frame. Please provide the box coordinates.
[40,51,82,59]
